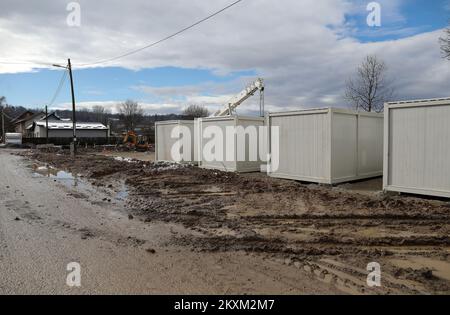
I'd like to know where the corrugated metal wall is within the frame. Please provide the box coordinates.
[331,113,358,181]
[200,118,236,171]
[235,117,265,172]
[269,111,330,182]
[385,101,450,197]
[358,115,384,176]
[47,129,107,138]
[34,127,107,138]
[268,108,383,184]
[155,121,195,162]
[199,116,264,172]
[330,112,383,182]
[194,119,200,163]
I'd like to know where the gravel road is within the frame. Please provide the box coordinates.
[0,149,337,294]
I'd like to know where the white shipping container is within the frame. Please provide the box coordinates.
[384,98,450,198]
[5,133,22,145]
[267,108,383,184]
[198,116,265,172]
[194,118,200,163]
[155,120,196,163]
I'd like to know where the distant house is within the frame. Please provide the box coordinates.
[28,121,109,138]
[9,110,108,139]
[11,111,46,136]
[42,112,65,122]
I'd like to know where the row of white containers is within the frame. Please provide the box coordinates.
[156,98,450,198]
[155,116,265,172]
[155,109,384,181]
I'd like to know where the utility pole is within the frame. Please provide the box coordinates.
[1,108,4,144]
[260,86,265,117]
[53,59,77,155]
[106,118,111,144]
[67,59,77,151]
[45,105,49,145]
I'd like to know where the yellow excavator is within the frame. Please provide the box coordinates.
[123,131,150,152]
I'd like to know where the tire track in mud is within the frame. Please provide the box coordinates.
[22,150,450,294]
[124,174,450,294]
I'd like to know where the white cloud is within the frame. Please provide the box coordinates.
[1,0,449,113]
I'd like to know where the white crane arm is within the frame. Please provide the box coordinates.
[213,78,264,117]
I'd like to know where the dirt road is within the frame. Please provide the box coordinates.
[0,149,338,294]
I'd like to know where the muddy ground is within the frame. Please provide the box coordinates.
[19,149,450,294]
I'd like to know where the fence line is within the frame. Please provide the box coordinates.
[22,137,124,146]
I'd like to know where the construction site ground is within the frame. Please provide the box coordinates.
[1,148,449,294]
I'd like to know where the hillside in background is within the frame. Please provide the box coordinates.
[1,101,191,139]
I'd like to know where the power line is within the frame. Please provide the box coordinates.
[47,69,68,107]
[1,111,15,120]
[0,1,244,68]
[1,0,245,117]
[76,0,244,67]
[0,60,56,66]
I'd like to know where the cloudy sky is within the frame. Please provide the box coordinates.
[0,0,449,115]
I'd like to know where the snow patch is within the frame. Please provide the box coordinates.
[114,157,135,163]
[150,161,190,171]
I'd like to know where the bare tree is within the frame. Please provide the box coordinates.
[440,24,450,60]
[117,100,143,131]
[182,104,209,118]
[91,105,109,125]
[345,55,394,113]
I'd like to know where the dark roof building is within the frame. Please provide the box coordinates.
[12,111,46,135]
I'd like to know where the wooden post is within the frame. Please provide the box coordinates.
[68,58,77,154]
[45,105,49,144]
[1,109,4,144]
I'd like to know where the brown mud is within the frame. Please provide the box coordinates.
[20,150,450,294]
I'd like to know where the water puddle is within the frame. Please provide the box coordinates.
[203,185,222,193]
[115,182,129,201]
[30,164,130,205]
[31,165,81,187]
